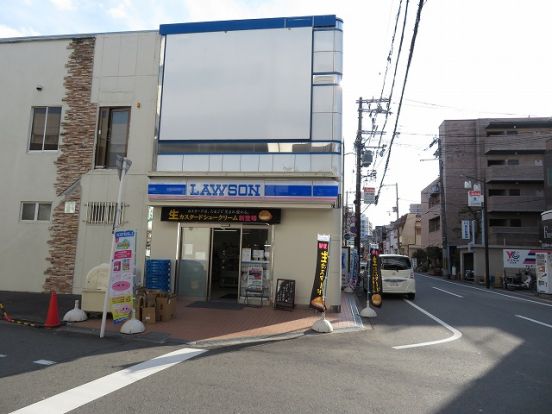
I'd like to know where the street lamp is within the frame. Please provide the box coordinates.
[464,177,491,289]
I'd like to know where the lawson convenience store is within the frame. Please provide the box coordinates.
[146,177,343,310]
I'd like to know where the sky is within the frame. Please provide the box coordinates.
[2,0,552,227]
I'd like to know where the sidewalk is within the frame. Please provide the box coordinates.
[0,290,366,347]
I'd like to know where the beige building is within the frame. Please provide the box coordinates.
[397,213,422,257]
[0,15,345,311]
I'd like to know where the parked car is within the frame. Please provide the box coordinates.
[380,254,416,300]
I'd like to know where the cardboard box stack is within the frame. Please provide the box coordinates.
[136,288,176,324]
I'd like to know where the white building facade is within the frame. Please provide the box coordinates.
[0,15,344,310]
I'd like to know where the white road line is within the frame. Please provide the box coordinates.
[416,273,552,307]
[0,354,6,358]
[393,300,462,350]
[432,286,463,298]
[33,360,56,366]
[11,347,206,414]
[515,314,552,329]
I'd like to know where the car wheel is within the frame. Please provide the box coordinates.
[407,293,415,300]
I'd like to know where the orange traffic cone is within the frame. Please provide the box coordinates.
[44,291,61,328]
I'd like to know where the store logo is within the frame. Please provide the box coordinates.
[189,183,261,197]
[506,250,520,264]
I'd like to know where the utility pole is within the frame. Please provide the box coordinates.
[437,137,449,277]
[354,98,363,270]
[354,97,390,278]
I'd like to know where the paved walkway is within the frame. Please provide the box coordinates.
[1,290,366,347]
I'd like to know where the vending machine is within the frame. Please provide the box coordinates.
[535,253,552,294]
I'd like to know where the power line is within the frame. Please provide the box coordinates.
[376,0,425,202]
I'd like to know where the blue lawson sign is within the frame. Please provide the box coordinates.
[148,181,339,202]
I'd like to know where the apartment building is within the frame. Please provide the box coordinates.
[423,117,550,280]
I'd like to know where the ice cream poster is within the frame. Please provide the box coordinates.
[109,230,136,323]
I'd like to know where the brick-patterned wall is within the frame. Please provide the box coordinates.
[44,38,97,293]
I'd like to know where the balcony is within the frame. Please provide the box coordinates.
[487,196,544,212]
[486,165,543,182]
[488,226,539,246]
[484,133,547,154]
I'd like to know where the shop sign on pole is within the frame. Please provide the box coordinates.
[363,187,376,204]
[369,249,383,308]
[468,190,482,207]
[309,234,330,312]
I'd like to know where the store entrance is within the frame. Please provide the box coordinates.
[210,228,240,300]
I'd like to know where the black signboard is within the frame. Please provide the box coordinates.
[310,236,330,312]
[369,250,383,308]
[274,279,295,311]
[161,207,281,224]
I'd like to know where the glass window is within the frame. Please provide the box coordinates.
[21,203,36,220]
[95,107,130,168]
[29,107,61,151]
[381,256,412,270]
[37,203,52,221]
[21,202,52,221]
[429,217,440,232]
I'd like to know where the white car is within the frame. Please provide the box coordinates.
[380,254,416,300]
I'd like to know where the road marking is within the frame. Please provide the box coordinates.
[11,347,206,414]
[416,273,552,307]
[33,359,56,366]
[393,300,462,350]
[0,354,6,358]
[515,314,552,329]
[432,286,463,298]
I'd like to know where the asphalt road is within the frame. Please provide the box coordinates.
[1,275,551,413]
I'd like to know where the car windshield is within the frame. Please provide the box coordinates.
[381,256,411,270]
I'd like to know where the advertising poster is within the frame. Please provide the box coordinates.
[369,250,383,308]
[109,230,136,324]
[310,234,331,312]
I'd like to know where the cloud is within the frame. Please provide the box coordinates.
[50,0,76,11]
[0,24,40,38]
[108,0,133,19]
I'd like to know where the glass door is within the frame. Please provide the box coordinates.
[176,226,211,299]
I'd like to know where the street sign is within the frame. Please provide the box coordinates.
[363,187,375,204]
[461,220,471,240]
[468,190,482,207]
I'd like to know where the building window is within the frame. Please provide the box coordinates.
[510,219,522,227]
[84,201,127,225]
[488,159,505,166]
[428,194,440,208]
[489,219,508,227]
[506,159,519,165]
[29,107,62,151]
[95,107,130,169]
[21,202,52,221]
[429,217,440,232]
[509,189,521,196]
[489,189,506,196]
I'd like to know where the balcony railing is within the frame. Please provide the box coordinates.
[486,165,543,182]
[484,133,547,154]
[487,195,544,212]
[488,226,539,246]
